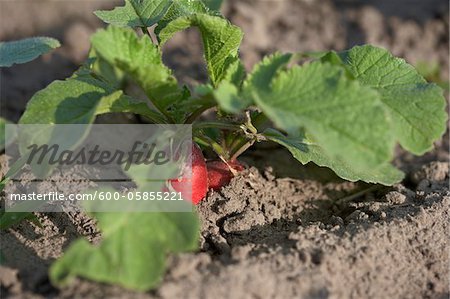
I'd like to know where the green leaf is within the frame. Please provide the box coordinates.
[0,212,29,229]
[213,54,294,114]
[213,58,247,113]
[96,92,167,123]
[213,81,242,113]
[18,74,165,158]
[87,49,126,89]
[331,45,447,155]
[94,0,172,28]
[50,162,199,291]
[250,60,394,171]
[202,0,223,11]
[0,37,60,67]
[158,14,243,86]
[91,26,185,116]
[48,154,199,291]
[17,76,124,177]
[50,207,198,291]
[0,211,40,230]
[214,53,292,113]
[244,53,292,93]
[0,118,17,151]
[154,1,242,87]
[221,57,246,87]
[19,76,115,125]
[18,74,166,149]
[0,153,28,185]
[155,0,209,33]
[264,129,404,185]
[19,75,130,124]
[50,163,199,291]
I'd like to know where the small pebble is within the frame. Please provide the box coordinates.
[345,210,369,222]
[384,191,407,204]
[412,162,449,183]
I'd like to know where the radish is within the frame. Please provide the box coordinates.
[168,143,208,205]
[207,160,244,191]
[167,144,244,204]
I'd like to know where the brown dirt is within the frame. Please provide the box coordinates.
[1,0,449,298]
[1,161,449,299]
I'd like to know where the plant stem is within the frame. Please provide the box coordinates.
[230,139,254,161]
[140,26,160,46]
[196,134,229,160]
[146,96,174,123]
[184,100,216,124]
[228,111,269,160]
[140,27,153,40]
[193,121,241,131]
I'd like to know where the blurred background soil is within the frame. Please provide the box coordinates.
[0,0,449,298]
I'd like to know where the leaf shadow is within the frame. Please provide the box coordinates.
[241,145,346,182]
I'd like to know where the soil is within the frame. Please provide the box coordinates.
[1,0,449,298]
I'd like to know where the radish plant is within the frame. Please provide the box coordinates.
[0,37,60,229]
[0,36,60,150]
[1,0,447,291]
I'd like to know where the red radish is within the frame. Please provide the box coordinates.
[168,143,208,205]
[207,160,244,191]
